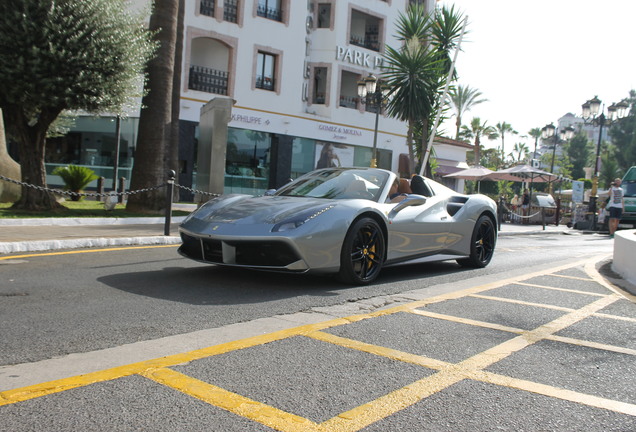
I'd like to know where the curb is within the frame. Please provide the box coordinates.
[0,216,186,227]
[0,236,181,255]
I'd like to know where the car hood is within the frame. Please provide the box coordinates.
[192,195,339,225]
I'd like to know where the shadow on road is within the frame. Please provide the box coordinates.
[97,259,469,305]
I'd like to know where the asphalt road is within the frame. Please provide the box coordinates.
[0,232,615,366]
[2,232,635,431]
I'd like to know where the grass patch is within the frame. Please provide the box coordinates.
[0,201,191,219]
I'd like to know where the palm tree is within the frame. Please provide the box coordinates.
[509,142,529,163]
[528,127,542,162]
[127,0,181,213]
[494,121,517,167]
[459,117,497,166]
[448,85,487,140]
[383,4,465,174]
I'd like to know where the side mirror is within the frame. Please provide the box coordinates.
[388,195,427,218]
[264,189,277,196]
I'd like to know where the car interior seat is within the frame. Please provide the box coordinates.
[410,175,432,197]
[398,178,412,194]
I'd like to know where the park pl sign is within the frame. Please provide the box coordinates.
[336,46,383,70]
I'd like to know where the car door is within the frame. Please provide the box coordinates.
[385,193,456,262]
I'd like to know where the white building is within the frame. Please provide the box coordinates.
[43,0,471,198]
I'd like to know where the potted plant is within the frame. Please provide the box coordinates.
[52,165,98,201]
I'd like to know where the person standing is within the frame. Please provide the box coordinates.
[606,178,625,238]
[521,189,530,224]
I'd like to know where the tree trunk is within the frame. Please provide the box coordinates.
[455,115,461,140]
[5,107,64,211]
[127,0,179,213]
[0,109,21,203]
[168,0,184,202]
[474,136,481,166]
[406,123,415,175]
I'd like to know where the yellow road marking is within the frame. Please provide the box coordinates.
[410,309,525,335]
[514,281,606,297]
[3,254,636,429]
[0,244,178,261]
[140,368,319,432]
[549,273,595,282]
[470,293,576,312]
[482,372,636,416]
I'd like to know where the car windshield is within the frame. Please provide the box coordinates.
[276,168,389,201]
[622,181,636,197]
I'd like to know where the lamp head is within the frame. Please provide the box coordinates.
[364,74,377,94]
[541,123,556,139]
[588,96,601,116]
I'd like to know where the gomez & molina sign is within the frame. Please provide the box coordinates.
[318,124,363,141]
[336,45,383,69]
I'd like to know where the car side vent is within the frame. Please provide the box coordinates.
[447,196,469,217]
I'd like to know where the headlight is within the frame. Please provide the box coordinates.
[271,205,335,232]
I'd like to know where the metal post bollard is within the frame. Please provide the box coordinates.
[164,170,176,236]
[542,208,546,230]
[97,177,105,202]
[118,177,126,203]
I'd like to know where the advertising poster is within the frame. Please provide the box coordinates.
[314,142,354,169]
[572,180,584,203]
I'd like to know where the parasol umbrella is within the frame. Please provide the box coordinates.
[487,164,558,183]
[444,166,495,193]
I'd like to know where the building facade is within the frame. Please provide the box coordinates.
[42,0,474,198]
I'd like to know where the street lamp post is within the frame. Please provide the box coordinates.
[357,74,390,168]
[540,123,574,194]
[581,95,629,229]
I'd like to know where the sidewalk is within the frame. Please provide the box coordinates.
[0,216,573,255]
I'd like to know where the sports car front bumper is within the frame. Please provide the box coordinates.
[178,230,310,272]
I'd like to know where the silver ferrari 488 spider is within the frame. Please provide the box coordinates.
[178,167,497,284]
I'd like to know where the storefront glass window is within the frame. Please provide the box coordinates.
[224,127,271,195]
[290,137,316,178]
[45,116,138,189]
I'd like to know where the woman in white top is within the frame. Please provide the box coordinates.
[606,178,625,237]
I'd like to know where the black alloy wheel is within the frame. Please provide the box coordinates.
[457,215,496,268]
[338,217,385,285]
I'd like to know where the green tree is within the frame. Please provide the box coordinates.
[527,127,542,161]
[459,117,497,166]
[608,90,635,174]
[0,0,155,211]
[566,131,591,180]
[494,121,517,167]
[383,4,465,175]
[127,0,181,213]
[448,85,487,140]
[509,142,529,163]
[600,147,620,188]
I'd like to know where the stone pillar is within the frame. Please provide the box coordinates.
[268,134,293,189]
[0,109,21,203]
[195,97,234,204]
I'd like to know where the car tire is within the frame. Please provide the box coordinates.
[338,217,385,285]
[457,215,496,268]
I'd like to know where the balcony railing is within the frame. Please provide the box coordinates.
[255,75,275,91]
[257,4,282,22]
[339,95,358,109]
[224,0,238,23]
[350,27,379,51]
[200,0,215,17]
[189,65,228,95]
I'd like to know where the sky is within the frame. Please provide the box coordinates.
[437,0,636,150]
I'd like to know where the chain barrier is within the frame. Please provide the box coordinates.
[0,174,166,199]
[0,174,224,200]
[174,183,220,198]
[499,200,543,220]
